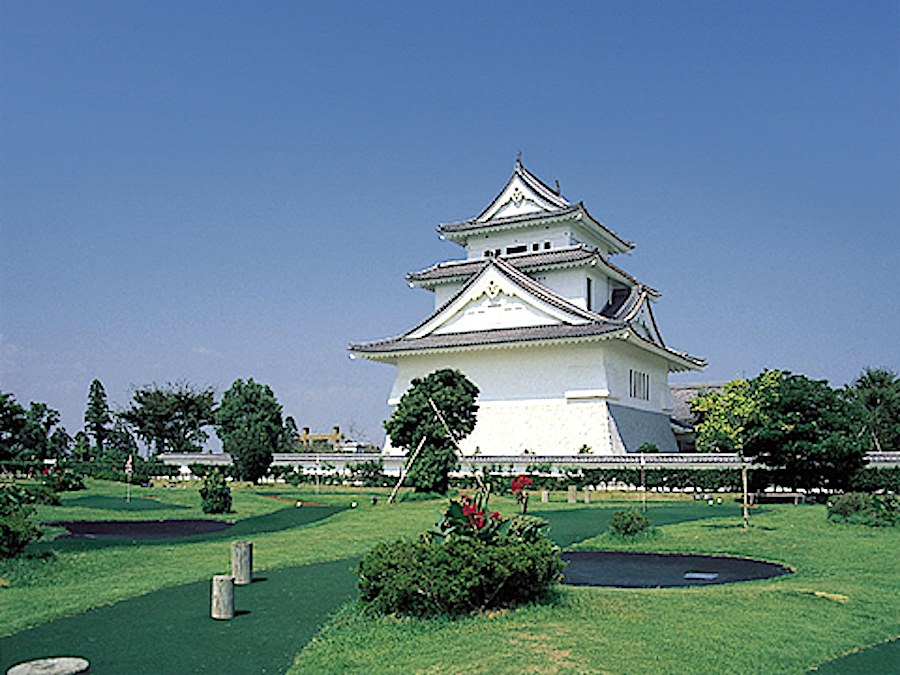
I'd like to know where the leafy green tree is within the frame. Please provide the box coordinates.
[19,402,71,462]
[691,371,782,455]
[121,382,216,454]
[0,393,27,463]
[384,369,479,495]
[215,379,284,483]
[84,379,112,457]
[744,371,866,491]
[845,367,900,453]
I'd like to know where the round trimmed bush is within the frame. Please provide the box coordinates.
[357,535,564,617]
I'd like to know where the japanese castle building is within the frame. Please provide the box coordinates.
[350,160,705,455]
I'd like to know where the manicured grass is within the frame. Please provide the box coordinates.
[4,481,898,674]
[288,504,900,675]
[0,480,434,636]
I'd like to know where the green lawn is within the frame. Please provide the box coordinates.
[2,480,898,674]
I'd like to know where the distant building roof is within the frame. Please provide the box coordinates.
[669,383,725,425]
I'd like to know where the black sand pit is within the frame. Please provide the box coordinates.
[561,551,792,588]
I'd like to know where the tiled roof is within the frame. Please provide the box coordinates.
[669,384,724,424]
[408,244,657,295]
[350,322,628,355]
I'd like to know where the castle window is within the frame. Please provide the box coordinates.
[506,245,527,254]
[629,370,650,400]
[544,242,551,249]
[532,243,540,251]
[586,278,593,311]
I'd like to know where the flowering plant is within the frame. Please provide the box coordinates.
[40,467,85,493]
[510,474,532,514]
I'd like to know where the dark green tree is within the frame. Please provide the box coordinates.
[19,402,71,462]
[84,379,112,457]
[215,379,284,483]
[384,369,479,494]
[845,367,900,453]
[743,371,866,491]
[0,393,27,463]
[121,382,216,454]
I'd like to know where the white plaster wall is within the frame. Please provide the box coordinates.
[387,342,611,405]
[603,339,671,412]
[459,399,615,455]
[465,225,572,259]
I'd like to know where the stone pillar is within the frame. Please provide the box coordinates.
[211,575,235,620]
[231,540,253,585]
[567,485,577,504]
[540,490,549,503]
[583,490,591,504]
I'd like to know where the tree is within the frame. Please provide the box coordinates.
[84,379,112,457]
[743,371,866,492]
[120,382,216,454]
[19,402,71,462]
[384,369,479,495]
[691,371,782,527]
[0,393,27,463]
[845,367,900,453]
[215,379,284,483]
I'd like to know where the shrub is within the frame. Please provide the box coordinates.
[1,484,43,558]
[22,484,60,506]
[608,507,653,537]
[829,492,899,527]
[40,467,85,492]
[199,469,232,514]
[357,536,564,617]
[358,485,565,617]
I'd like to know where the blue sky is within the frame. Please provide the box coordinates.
[1,1,897,448]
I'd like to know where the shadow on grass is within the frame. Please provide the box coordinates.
[0,558,360,675]
[60,495,190,511]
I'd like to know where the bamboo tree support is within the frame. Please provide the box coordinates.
[387,435,427,504]
[231,540,253,585]
[211,575,235,620]
[640,452,647,513]
[427,396,488,493]
[741,460,749,529]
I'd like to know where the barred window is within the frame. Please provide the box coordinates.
[629,369,650,400]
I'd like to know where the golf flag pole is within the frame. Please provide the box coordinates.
[125,454,133,503]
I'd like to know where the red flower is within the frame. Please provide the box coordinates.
[511,474,532,493]
[471,513,486,529]
[490,511,503,522]
[462,502,478,517]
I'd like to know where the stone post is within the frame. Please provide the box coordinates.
[567,485,577,504]
[211,575,235,620]
[540,490,549,503]
[231,540,253,585]
[583,490,591,504]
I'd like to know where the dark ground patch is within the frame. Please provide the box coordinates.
[32,505,344,553]
[561,550,792,588]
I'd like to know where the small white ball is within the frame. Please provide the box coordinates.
[296,501,303,508]
[351,501,358,508]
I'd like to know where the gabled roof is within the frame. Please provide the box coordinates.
[350,256,705,371]
[408,244,659,296]
[437,160,633,254]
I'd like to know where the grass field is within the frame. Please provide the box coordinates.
[2,479,898,674]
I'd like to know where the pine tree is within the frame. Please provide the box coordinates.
[84,379,112,457]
